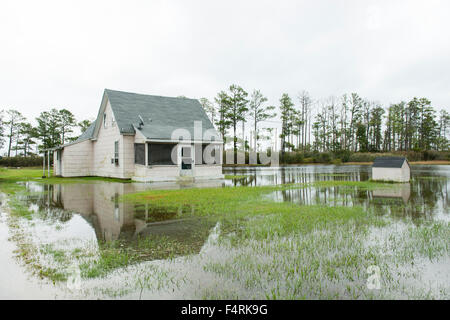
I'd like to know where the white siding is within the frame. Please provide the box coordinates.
[133,165,181,182]
[194,165,224,180]
[401,161,411,182]
[372,161,410,182]
[132,143,223,182]
[91,101,134,179]
[59,140,93,177]
[58,97,223,181]
[122,135,135,178]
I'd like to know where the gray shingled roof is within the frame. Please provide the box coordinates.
[105,89,219,141]
[372,157,408,168]
[47,122,95,150]
[74,122,95,143]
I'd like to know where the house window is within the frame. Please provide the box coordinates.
[103,113,107,128]
[114,141,119,165]
[148,143,176,165]
[134,143,145,165]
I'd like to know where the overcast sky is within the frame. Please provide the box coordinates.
[1,0,449,129]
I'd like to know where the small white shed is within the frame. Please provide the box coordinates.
[372,157,411,182]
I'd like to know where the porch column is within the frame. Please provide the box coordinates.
[47,150,50,177]
[219,144,224,165]
[42,152,46,178]
[145,143,148,166]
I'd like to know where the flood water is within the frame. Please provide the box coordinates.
[1,164,449,299]
[9,165,450,257]
[225,165,450,222]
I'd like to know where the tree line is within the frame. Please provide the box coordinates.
[199,85,449,159]
[1,87,449,159]
[0,108,92,157]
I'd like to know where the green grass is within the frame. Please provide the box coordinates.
[0,168,133,192]
[313,180,396,189]
[122,180,394,221]
[369,179,410,183]
[0,168,49,194]
[0,167,45,179]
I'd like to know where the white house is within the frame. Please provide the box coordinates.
[371,157,411,182]
[51,89,224,182]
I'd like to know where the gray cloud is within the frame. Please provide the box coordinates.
[1,0,449,128]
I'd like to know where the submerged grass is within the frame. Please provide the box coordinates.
[201,217,450,299]
[80,229,212,279]
[5,199,68,282]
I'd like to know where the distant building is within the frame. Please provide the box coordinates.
[372,157,411,182]
[51,89,224,181]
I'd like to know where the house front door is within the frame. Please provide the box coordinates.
[180,144,194,176]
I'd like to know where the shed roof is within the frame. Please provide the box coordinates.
[372,157,408,168]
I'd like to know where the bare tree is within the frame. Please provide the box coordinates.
[199,98,216,125]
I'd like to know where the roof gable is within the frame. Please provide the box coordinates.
[372,157,408,168]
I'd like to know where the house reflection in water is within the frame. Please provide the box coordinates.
[50,182,219,250]
[372,183,411,204]
[51,183,135,241]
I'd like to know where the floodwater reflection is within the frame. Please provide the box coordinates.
[372,184,411,204]
[19,181,221,260]
[224,165,449,221]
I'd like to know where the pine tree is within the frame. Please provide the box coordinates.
[248,90,275,151]
[279,93,295,157]
[225,85,249,157]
